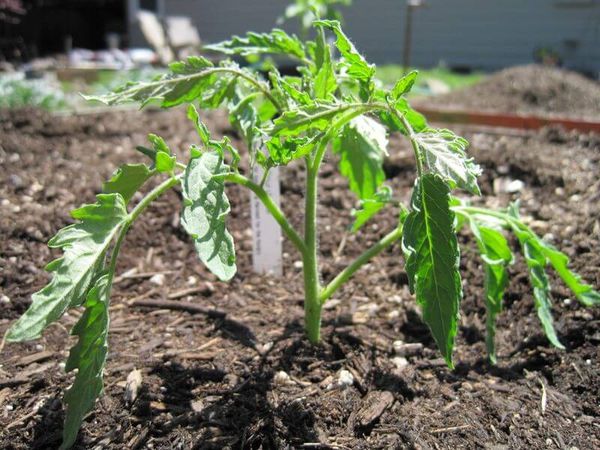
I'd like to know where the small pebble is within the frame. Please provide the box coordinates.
[337,369,354,388]
[392,356,409,370]
[293,260,303,269]
[35,344,43,351]
[150,273,165,286]
[273,371,291,386]
[5,405,13,411]
[0,295,10,304]
[563,298,572,306]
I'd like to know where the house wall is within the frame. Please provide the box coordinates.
[128,0,600,73]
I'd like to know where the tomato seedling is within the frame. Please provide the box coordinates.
[4,21,598,449]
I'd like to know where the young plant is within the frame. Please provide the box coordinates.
[4,21,599,449]
[279,0,352,36]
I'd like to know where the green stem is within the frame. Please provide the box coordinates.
[106,175,181,291]
[392,106,424,177]
[303,162,322,344]
[451,205,520,230]
[224,173,306,255]
[319,226,403,303]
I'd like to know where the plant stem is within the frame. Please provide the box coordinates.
[392,107,424,177]
[303,162,322,343]
[106,175,181,291]
[224,173,306,255]
[319,225,403,303]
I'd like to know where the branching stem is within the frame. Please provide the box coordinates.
[319,225,403,303]
[106,175,181,292]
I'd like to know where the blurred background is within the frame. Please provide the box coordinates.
[0,0,599,112]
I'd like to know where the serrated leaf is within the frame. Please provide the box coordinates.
[61,274,110,450]
[187,104,210,145]
[333,116,387,200]
[83,58,267,110]
[379,96,427,134]
[205,29,306,60]
[314,26,337,100]
[512,228,564,349]
[83,56,215,107]
[279,75,313,106]
[401,174,462,367]
[6,194,127,342]
[351,185,392,232]
[181,153,236,281]
[469,220,513,364]
[148,134,170,155]
[540,245,600,307]
[414,128,481,195]
[266,135,316,166]
[270,101,372,138]
[314,20,375,84]
[391,70,418,99]
[102,164,152,204]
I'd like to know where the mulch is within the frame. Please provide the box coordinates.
[0,106,599,449]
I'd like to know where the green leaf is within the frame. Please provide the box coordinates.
[187,104,210,145]
[390,70,418,100]
[155,151,176,173]
[351,185,392,232]
[401,174,462,367]
[266,135,316,166]
[148,134,171,155]
[314,20,375,84]
[333,116,387,200]
[61,274,110,450]
[378,97,427,134]
[270,101,373,138]
[102,164,153,204]
[540,245,600,307]
[83,58,268,110]
[181,153,236,281]
[313,25,337,100]
[414,128,481,195]
[204,29,306,60]
[469,220,513,364]
[83,56,215,107]
[512,228,565,349]
[6,194,127,342]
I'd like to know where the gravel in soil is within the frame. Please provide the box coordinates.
[426,64,600,120]
[0,108,599,449]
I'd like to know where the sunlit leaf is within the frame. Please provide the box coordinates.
[102,164,153,204]
[5,195,127,342]
[333,116,388,200]
[181,153,236,281]
[414,128,481,194]
[205,29,306,60]
[61,274,110,450]
[402,174,462,367]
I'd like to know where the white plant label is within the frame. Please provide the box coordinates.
[250,165,283,276]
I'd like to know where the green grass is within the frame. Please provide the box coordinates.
[375,65,485,96]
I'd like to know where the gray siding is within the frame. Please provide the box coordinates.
[130,0,600,73]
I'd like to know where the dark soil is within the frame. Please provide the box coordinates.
[426,64,600,120]
[1,107,599,449]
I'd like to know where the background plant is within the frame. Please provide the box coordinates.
[3,20,599,449]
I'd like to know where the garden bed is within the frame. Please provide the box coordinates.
[1,107,599,449]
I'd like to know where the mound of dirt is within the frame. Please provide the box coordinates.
[427,64,600,119]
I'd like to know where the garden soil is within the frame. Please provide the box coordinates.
[426,64,600,120]
[1,107,599,449]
